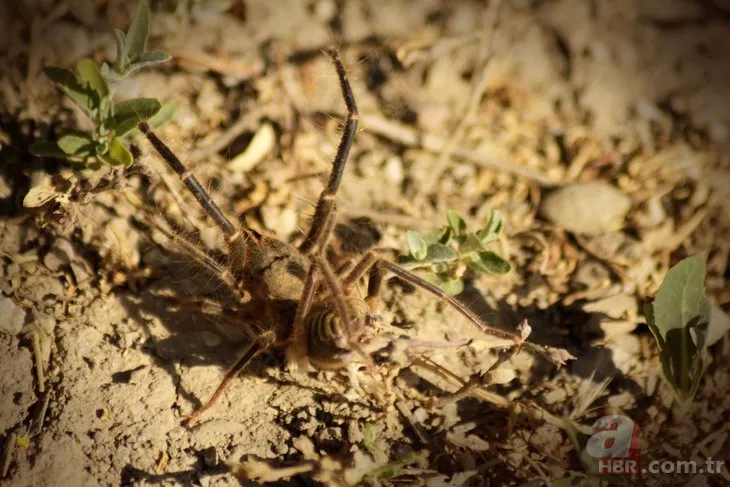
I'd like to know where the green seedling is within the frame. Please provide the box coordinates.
[30,0,175,167]
[359,450,428,485]
[644,255,710,409]
[397,209,511,295]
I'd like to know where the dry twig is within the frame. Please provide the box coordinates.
[362,114,556,186]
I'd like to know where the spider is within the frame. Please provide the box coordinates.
[137,49,568,425]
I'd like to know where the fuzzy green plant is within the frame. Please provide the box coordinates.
[644,255,711,409]
[30,0,175,167]
[397,209,511,295]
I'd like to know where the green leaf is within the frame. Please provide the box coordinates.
[424,226,453,246]
[446,210,467,236]
[420,271,442,286]
[129,50,171,68]
[460,233,486,253]
[645,256,710,403]
[561,418,598,477]
[440,228,453,245]
[395,255,420,270]
[100,62,125,87]
[397,244,457,270]
[76,58,109,99]
[113,29,127,71]
[107,98,162,135]
[29,140,69,158]
[146,101,176,128]
[647,256,709,341]
[98,137,133,166]
[125,0,150,61]
[440,277,465,295]
[43,66,94,116]
[75,59,110,119]
[95,138,109,155]
[477,209,503,244]
[422,228,446,246]
[57,132,95,156]
[406,231,428,260]
[467,251,511,275]
[423,243,458,264]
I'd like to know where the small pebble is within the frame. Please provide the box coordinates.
[543,388,567,405]
[44,238,76,271]
[201,446,218,468]
[70,261,93,284]
[412,407,428,423]
[707,300,730,346]
[128,366,147,384]
[582,294,637,319]
[261,206,298,238]
[582,294,639,337]
[607,391,635,409]
[383,155,404,185]
[596,320,639,338]
[0,295,25,334]
[200,331,222,348]
[541,181,631,235]
[0,174,11,198]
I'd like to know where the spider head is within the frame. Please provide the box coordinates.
[238,237,309,302]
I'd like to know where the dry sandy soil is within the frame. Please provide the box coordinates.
[1,0,730,486]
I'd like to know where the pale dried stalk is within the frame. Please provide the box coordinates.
[31,331,44,393]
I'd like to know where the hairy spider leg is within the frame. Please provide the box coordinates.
[298,49,359,255]
[337,250,572,366]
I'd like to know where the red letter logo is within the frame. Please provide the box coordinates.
[586,415,639,474]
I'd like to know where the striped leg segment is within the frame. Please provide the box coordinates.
[336,256,572,366]
[299,50,359,255]
[139,122,237,237]
[184,332,274,426]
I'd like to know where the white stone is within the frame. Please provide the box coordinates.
[0,295,25,334]
[541,181,631,235]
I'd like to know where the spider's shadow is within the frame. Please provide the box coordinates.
[455,283,645,403]
[116,239,257,409]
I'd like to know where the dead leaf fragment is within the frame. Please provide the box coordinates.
[23,177,61,208]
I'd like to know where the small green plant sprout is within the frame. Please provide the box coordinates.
[397,209,511,295]
[30,0,175,167]
[644,255,711,409]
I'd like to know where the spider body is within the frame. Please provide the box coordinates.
[306,297,370,369]
[229,232,309,303]
[228,231,369,368]
[138,49,567,425]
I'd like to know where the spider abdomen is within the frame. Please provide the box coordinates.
[306,297,369,369]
